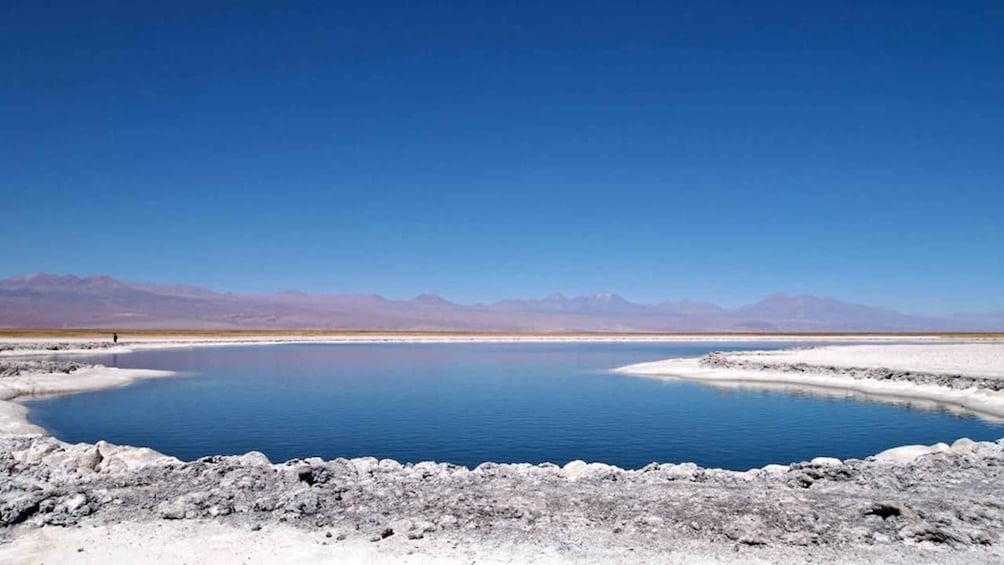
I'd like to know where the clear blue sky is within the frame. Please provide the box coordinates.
[2,1,1002,314]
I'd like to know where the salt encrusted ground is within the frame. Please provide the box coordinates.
[0,332,944,358]
[615,342,1004,420]
[2,337,1003,564]
[701,343,1004,379]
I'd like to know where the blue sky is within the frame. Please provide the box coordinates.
[2,1,1002,314]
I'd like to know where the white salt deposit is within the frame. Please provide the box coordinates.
[615,342,1004,419]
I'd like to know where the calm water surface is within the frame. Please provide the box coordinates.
[24,342,1004,470]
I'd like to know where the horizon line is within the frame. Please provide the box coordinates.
[1,272,999,318]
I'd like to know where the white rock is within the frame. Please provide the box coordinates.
[157,499,187,520]
[662,462,699,480]
[761,464,789,474]
[234,451,272,466]
[873,442,951,465]
[951,438,978,454]
[63,493,87,513]
[351,457,379,475]
[11,440,59,464]
[559,461,619,481]
[810,457,843,467]
[95,441,178,473]
[561,460,588,481]
[42,444,102,471]
[410,461,442,477]
[378,459,402,471]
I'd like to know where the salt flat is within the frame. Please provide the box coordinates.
[0,332,945,357]
[721,343,1004,379]
[616,341,1004,420]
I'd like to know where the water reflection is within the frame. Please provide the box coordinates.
[22,343,1004,470]
[666,377,1004,424]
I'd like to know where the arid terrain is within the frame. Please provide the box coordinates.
[4,274,1003,332]
[1,335,1003,563]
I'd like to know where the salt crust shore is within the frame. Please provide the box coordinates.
[0,367,176,436]
[614,343,1004,421]
[2,338,1004,563]
[702,343,1004,379]
[0,332,950,358]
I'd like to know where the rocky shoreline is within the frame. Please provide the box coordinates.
[1,360,94,379]
[3,339,1004,563]
[3,433,1004,550]
[700,350,1004,391]
[0,342,120,355]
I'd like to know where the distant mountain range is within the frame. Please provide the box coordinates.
[1,274,1001,332]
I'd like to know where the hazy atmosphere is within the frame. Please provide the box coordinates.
[3,1,1002,314]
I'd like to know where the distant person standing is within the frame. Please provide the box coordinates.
[113,332,118,344]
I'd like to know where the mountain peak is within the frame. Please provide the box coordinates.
[738,293,899,323]
[0,273,998,331]
[409,293,454,307]
[588,292,627,302]
[0,273,127,289]
[83,275,126,288]
[27,273,82,285]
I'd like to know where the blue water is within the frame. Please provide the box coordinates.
[24,342,1004,470]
